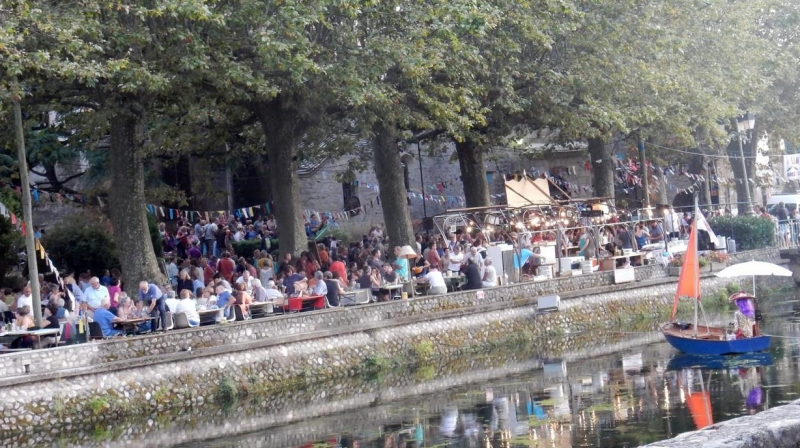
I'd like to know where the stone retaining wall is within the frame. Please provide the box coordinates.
[0,275,737,437]
[646,399,800,447]
[0,247,777,380]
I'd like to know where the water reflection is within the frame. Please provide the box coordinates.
[24,287,800,448]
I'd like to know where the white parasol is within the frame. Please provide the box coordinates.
[715,260,792,294]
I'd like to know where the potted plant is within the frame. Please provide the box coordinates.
[706,251,730,271]
[667,255,683,276]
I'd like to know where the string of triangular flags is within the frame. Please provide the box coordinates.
[0,202,62,286]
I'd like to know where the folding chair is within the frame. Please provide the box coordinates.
[173,312,190,330]
[88,321,106,340]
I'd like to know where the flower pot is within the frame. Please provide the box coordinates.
[709,262,726,272]
[668,267,682,276]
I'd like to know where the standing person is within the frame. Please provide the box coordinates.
[329,255,347,284]
[138,281,167,332]
[393,246,410,282]
[776,202,790,248]
[217,251,235,283]
[482,258,498,288]
[664,205,681,239]
[203,219,217,257]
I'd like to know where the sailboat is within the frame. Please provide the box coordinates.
[660,202,771,355]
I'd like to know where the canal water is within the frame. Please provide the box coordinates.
[37,284,800,447]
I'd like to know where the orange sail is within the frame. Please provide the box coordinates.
[671,221,700,320]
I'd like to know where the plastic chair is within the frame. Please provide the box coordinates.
[88,321,106,340]
[173,312,190,330]
[324,295,339,309]
[233,305,245,322]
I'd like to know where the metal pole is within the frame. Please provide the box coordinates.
[12,82,42,327]
[638,139,650,211]
[733,119,754,216]
[417,141,426,218]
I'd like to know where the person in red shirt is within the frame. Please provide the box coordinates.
[329,255,347,283]
[201,258,215,286]
[217,252,235,282]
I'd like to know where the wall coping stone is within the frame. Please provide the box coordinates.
[0,247,780,382]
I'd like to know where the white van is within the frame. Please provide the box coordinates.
[767,194,800,214]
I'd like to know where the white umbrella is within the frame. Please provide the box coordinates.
[715,260,792,295]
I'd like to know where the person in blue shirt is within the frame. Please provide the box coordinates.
[393,246,410,282]
[215,285,233,319]
[100,270,113,287]
[93,298,124,337]
[138,281,167,331]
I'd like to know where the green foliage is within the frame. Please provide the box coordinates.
[725,283,743,295]
[0,189,22,217]
[0,215,23,280]
[147,214,163,259]
[231,239,262,258]
[216,376,238,405]
[44,223,120,275]
[316,227,351,246]
[412,340,435,361]
[86,396,109,416]
[708,216,775,250]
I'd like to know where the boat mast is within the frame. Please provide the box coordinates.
[693,194,699,338]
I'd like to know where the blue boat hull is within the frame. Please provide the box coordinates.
[662,330,771,356]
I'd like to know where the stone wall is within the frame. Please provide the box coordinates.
[298,144,593,226]
[645,399,800,447]
[0,247,778,381]
[0,272,739,437]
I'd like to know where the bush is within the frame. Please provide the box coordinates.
[44,222,120,275]
[708,216,775,250]
[231,239,262,258]
[0,215,23,279]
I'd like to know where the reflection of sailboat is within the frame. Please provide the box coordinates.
[667,352,774,371]
[680,369,713,430]
[660,200,771,355]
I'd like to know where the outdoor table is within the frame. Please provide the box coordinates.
[287,294,325,312]
[249,302,273,318]
[114,318,150,333]
[600,252,645,271]
[198,309,219,326]
[443,275,466,292]
[0,328,61,349]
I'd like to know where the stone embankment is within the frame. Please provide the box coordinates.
[0,248,781,443]
[646,399,800,447]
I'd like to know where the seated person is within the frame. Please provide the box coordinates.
[175,289,200,327]
[420,266,447,295]
[324,271,347,306]
[93,298,124,338]
[264,281,286,305]
[377,264,399,301]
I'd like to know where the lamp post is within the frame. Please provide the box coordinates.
[734,112,756,216]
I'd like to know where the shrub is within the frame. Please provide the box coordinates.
[231,239,262,258]
[0,216,23,279]
[708,216,775,250]
[44,222,120,275]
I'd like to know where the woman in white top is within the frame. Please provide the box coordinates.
[482,258,498,288]
[447,246,465,273]
[175,290,200,327]
[422,266,447,295]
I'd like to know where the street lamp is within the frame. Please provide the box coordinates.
[735,112,756,215]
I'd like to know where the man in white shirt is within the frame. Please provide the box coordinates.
[16,285,32,311]
[482,258,498,288]
[235,271,255,295]
[448,246,465,273]
[664,205,681,239]
[175,289,200,327]
[422,266,447,295]
[84,277,110,310]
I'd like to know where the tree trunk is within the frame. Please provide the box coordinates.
[108,111,165,293]
[455,139,491,208]
[727,138,756,215]
[587,137,615,201]
[255,98,308,257]
[373,122,415,249]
